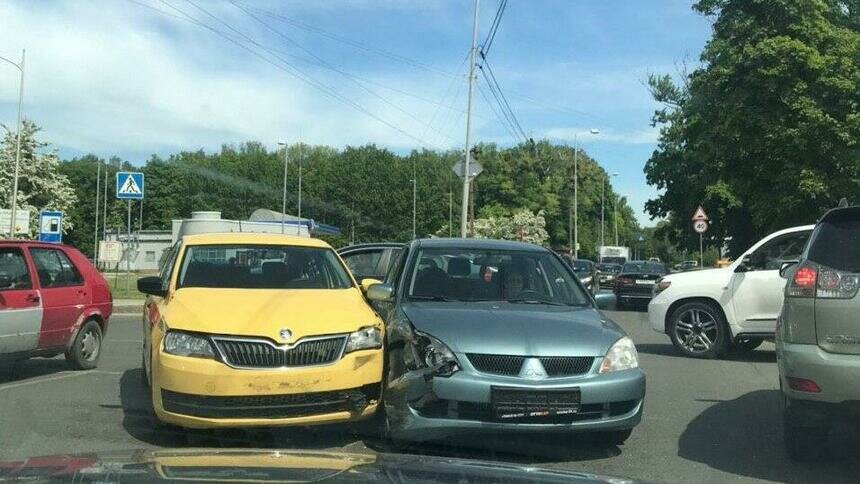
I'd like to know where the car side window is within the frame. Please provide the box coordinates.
[30,248,84,287]
[384,247,409,290]
[342,250,383,279]
[0,248,32,290]
[159,243,180,285]
[748,231,811,271]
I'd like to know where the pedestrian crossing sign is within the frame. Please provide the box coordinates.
[116,172,144,200]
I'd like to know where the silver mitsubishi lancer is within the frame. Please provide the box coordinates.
[364,238,645,446]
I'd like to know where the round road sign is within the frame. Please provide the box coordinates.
[693,220,708,234]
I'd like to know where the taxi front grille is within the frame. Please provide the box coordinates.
[212,336,346,369]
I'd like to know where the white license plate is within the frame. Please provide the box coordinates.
[635,279,653,285]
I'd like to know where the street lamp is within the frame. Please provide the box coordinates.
[277,141,288,234]
[570,128,599,259]
[601,172,619,247]
[1,50,25,237]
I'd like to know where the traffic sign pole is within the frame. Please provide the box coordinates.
[127,200,132,296]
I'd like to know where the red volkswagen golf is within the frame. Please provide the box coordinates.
[0,241,112,369]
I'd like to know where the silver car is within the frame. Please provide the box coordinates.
[776,203,860,461]
[366,238,645,446]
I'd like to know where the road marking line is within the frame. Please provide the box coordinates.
[0,370,122,391]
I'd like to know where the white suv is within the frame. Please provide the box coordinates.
[648,225,814,358]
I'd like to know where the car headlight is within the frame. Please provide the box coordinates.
[653,279,671,296]
[344,326,383,353]
[163,330,215,359]
[581,276,593,284]
[412,331,460,377]
[599,336,639,373]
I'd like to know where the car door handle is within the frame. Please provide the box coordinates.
[25,294,40,303]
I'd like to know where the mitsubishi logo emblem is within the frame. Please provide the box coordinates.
[279,329,292,341]
[519,358,548,380]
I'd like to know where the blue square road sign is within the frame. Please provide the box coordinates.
[38,210,63,243]
[116,172,144,200]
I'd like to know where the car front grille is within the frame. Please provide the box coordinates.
[212,335,346,369]
[161,384,380,419]
[466,354,594,377]
[539,357,594,376]
[466,354,525,376]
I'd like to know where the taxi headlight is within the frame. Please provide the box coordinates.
[163,331,215,359]
[344,326,383,353]
[599,336,639,373]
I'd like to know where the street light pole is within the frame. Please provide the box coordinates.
[278,141,288,234]
[614,194,620,246]
[571,128,599,259]
[1,50,25,237]
[460,0,479,238]
[411,158,417,239]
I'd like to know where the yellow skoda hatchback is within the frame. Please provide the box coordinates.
[136,233,384,429]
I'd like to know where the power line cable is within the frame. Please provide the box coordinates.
[481,0,507,57]
[477,81,519,141]
[479,56,528,141]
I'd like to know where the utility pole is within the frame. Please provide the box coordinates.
[1,50,24,237]
[94,161,100,262]
[614,195,619,246]
[600,175,605,247]
[278,141,288,234]
[102,167,108,242]
[448,191,453,238]
[573,143,579,258]
[297,145,303,219]
[460,0,480,238]
[411,158,417,239]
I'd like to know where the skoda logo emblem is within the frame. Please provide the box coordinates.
[279,329,292,341]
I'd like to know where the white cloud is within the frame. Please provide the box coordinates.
[0,0,462,160]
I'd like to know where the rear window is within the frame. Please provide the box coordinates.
[622,262,667,274]
[177,244,353,289]
[807,210,860,272]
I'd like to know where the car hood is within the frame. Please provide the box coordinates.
[162,287,379,341]
[0,449,640,483]
[402,302,624,356]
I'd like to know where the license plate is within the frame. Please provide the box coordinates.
[491,387,581,419]
[635,279,653,285]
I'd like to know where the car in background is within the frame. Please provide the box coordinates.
[648,257,661,263]
[337,243,403,282]
[0,241,112,369]
[675,260,699,272]
[570,258,598,293]
[137,232,384,429]
[365,238,645,446]
[613,261,668,309]
[596,263,622,289]
[776,204,859,461]
[649,225,814,358]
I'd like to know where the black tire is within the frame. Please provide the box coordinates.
[594,428,633,446]
[732,338,764,353]
[668,301,729,359]
[65,320,103,370]
[784,417,828,461]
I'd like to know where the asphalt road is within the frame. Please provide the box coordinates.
[1,303,859,483]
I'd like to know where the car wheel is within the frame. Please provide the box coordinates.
[784,414,828,461]
[668,301,728,359]
[65,320,103,370]
[594,428,633,446]
[732,338,763,353]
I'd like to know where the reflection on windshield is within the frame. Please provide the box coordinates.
[408,249,588,306]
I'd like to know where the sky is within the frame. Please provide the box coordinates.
[0,0,714,226]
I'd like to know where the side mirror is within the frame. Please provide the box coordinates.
[734,255,752,273]
[0,275,12,289]
[366,283,394,302]
[360,278,382,293]
[593,292,615,310]
[137,276,167,297]
[779,261,799,279]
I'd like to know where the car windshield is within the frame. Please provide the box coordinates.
[177,245,352,289]
[407,248,589,306]
[621,262,667,274]
[597,263,621,273]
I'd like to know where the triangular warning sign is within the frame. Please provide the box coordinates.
[119,175,141,195]
[692,205,708,221]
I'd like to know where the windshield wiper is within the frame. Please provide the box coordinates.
[506,298,568,306]
[409,294,454,301]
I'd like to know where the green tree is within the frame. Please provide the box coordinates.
[646,0,859,256]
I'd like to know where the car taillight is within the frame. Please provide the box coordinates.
[787,377,821,393]
[787,262,859,299]
[817,265,860,299]
[787,264,817,298]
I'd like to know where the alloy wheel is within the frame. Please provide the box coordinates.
[673,308,718,354]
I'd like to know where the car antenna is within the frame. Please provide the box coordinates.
[837,198,848,208]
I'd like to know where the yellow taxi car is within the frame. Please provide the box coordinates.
[136,232,384,429]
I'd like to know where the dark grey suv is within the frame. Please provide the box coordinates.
[776,203,860,460]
